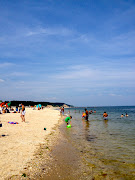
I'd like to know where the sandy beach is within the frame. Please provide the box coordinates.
[3,111,90,180]
[0,107,60,180]
[1,107,134,180]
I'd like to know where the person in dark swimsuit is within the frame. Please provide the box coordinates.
[85,108,89,121]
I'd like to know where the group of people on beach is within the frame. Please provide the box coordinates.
[0,105,22,114]
[60,107,65,116]
[0,106,16,114]
[0,103,26,122]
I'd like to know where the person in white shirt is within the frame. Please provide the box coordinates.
[0,106,2,114]
[20,105,26,122]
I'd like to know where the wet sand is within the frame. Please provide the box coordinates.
[39,121,91,180]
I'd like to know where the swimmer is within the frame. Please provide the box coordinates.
[89,110,91,114]
[125,113,129,117]
[121,114,124,117]
[68,110,70,114]
[65,116,72,125]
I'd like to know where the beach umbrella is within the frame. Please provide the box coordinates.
[36,104,42,108]
[7,102,11,107]
[5,102,11,107]
[0,102,5,107]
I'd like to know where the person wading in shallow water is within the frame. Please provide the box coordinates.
[62,107,64,115]
[103,112,108,119]
[65,116,72,125]
[85,108,89,121]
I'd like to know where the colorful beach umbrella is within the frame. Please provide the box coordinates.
[0,102,5,107]
[5,102,11,107]
[7,102,11,107]
[36,104,42,108]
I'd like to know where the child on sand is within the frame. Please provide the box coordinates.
[20,105,26,122]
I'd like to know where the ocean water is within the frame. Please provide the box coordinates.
[64,106,135,179]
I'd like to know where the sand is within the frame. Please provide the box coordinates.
[0,107,60,180]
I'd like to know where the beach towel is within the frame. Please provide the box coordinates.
[8,122,19,124]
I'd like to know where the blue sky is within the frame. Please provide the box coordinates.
[0,0,135,106]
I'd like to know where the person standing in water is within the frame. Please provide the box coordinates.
[85,108,89,121]
[62,107,64,116]
[65,116,72,125]
[103,112,108,119]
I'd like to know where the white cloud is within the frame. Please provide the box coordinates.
[44,97,57,100]
[0,63,15,68]
[54,69,93,79]
[67,29,135,56]
[25,27,73,37]
[52,64,135,82]
[109,93,122,97]
[0,79,4,82]
[10,72,31,76]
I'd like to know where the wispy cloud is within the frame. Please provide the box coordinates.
[67,30,135,56]
[109,93,122,97]
[53,67,94,79]
[0,62,15,68]
[52,64,135,82]
[10,72,31,76]
[0,79,4,82]
[25,27,73,37]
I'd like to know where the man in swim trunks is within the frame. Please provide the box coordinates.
[65,116,72,125]
[85,108,89,121]
[103,112,108,119]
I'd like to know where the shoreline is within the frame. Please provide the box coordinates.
[10,117,63,180]
[8,116,91,180]
[0,107,61,180]
[2,107,134,179]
